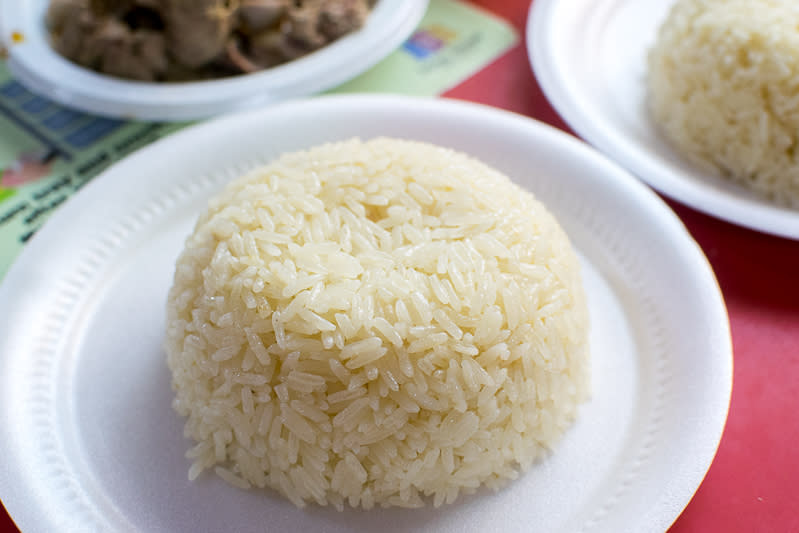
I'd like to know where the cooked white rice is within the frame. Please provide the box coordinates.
[165,138,590,509]
[647,0,799,207]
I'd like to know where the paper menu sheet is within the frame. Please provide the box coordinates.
[0,0,516,280]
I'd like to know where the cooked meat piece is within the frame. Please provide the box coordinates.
[100,29,168,81]
[135,30,169,74]
[76,18,131,68]
[222,37,261,73]
[50,3,168,81]
[160,0,234,68]
[51,7,101,64]
[318,0,370,39]
[46,0,87,31]
[240,0,371,71]
[275,0,369,55]
[92,17,130,43]
[280,3,328,53]
[237,0,289,34]
[247,28,298,66]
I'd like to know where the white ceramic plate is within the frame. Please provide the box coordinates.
[0,95,731,533]
[0,0,427,121]
[527,0,799,240]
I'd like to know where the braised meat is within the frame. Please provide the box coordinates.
[46,0,376,82]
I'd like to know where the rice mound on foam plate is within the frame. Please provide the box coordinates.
[647,0,799,207]
[165,138,590,510]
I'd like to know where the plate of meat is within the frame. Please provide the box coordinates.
[0,0,428,120]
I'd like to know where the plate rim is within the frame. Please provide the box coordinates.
[0,94,733,533]
[527,0,799,240]
[0,0,428,120]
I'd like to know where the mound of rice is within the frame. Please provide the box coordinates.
[165,138,590,509]
[647,0,799,207]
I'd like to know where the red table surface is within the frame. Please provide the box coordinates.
[2,1,798,532]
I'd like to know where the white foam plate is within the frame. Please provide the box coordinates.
[0,0,427,121]
[527,0,799,239]
[0,95,731,533]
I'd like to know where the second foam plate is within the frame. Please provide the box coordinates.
[528,0,799,239]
